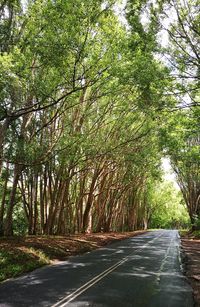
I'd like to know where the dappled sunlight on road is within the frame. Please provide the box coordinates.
[0,231,193,307]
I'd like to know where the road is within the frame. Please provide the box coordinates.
[0,230,193,307]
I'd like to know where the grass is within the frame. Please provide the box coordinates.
[190,230,200,238]
[179,229,190,237]
[0,246,49,282]
[179,228,200,239]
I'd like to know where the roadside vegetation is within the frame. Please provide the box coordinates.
[180,229,200,239]
[0,246,49,282]
[181,230,200,306]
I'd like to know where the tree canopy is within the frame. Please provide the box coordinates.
[0,0,198,235]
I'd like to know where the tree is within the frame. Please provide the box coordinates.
[148,180,190,229]
[160,110,200,228]
[1,0,195,236]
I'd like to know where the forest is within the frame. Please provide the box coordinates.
[0,0,199,236]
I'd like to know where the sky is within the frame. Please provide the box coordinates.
[113,0,128,26]
[161,157,179,190]
[114,0,173,47]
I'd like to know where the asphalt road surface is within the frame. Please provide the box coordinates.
[0,230,194,307]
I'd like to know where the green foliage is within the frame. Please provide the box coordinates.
[13,205,28,235]
[149,181,190,229]
[192,215,200,231]
[159,109,200,224]
[0,0,198,235]
[190,230,200,239]
[0,247,49,282]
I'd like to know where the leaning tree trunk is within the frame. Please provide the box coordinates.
[82,168,100,233]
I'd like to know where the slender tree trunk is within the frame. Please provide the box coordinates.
[82,169,100,232]
[57,180,70,234]
[0,163,9,235]
[32,172,38,235]
[4,164,22,236]
[0,119,10,175]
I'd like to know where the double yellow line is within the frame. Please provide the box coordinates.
[52,232,163,307]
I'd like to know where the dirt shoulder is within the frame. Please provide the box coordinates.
[0,230,146,282]
[181,234,200,307]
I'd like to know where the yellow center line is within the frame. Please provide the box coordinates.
[52,232,164,307]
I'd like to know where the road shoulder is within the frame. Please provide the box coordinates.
[181,236,200,306]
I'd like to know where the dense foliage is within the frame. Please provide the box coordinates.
[0,0,198,235]
[149,181,190,229]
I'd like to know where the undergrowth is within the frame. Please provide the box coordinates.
[0,247,49,282]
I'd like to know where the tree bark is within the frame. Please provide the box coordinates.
[4,164,22,236]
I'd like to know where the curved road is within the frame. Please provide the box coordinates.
[0,230,193,306]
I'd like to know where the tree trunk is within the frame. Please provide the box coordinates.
[4,164,22,236]
[82,169,99,232]
[0,119,10,175]
[0,163,9,235]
